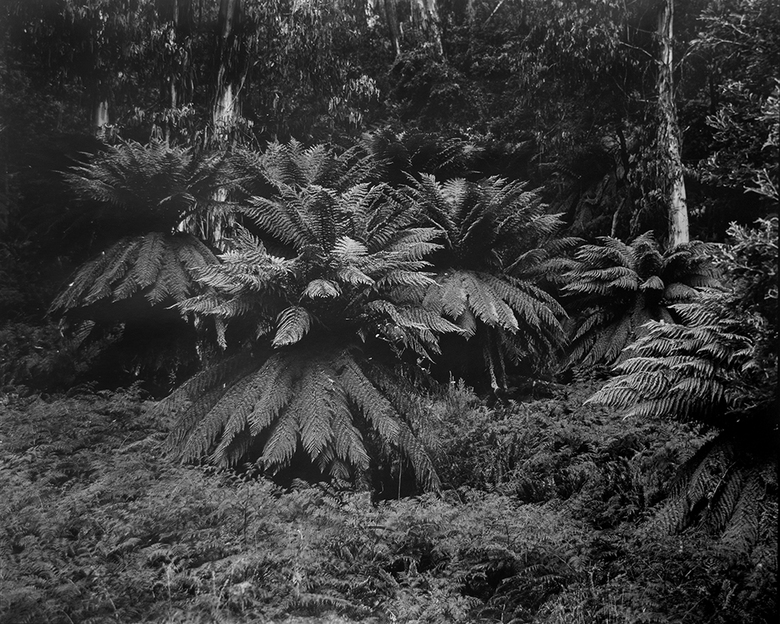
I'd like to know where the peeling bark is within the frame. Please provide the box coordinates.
[213,0,242,144]
[412,0,443,59]
[656,0,689,247]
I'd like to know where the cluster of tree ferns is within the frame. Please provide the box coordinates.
[0,0,776,578]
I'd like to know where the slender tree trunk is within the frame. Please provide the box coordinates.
[412,0,443,59]
[214,0,242,145]
[92,90,109,139]
[466,0,476,57]
[383,0,402,58]
[656,0,689,247]
[156,0,194,144]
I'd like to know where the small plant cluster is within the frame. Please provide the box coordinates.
[427,380,706,529]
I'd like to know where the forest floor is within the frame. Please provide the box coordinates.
[0,382,775,624]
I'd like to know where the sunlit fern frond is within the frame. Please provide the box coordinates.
[235,139,379,194]
[586,295,767,425]
[406,174,563,273]
[423,269,566,384]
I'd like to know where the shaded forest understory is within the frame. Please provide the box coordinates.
[0,1,777,622]
[2,382,776,624]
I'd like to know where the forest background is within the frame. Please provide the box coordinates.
[0,1,777,623]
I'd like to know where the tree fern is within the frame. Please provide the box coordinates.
[406,174,569,389]
[64,139,235,239]
[159,147,459,489]
[588,219,777,557]
[52,233,218,315]
[50,140,238,382]
[233,139,379,198]
[563,232,718,367]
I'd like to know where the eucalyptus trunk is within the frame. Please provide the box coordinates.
[656,0,689,247]
[412,0,443,59]
[213,0,242,145]
[383,0,402,58]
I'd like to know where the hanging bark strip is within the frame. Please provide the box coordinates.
[656,0,689,247]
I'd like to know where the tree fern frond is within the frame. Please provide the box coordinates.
[272,306,313,347]
[52,233,219,319]
[157,352,257,442]
[296,362,343,463]
[331,395,370,472]
[261,407,299,471]
[303,278,341,299]
[178,371,258,462]
[398,421,441,492]
[338,356,400,445]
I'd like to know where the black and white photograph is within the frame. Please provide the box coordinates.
[0,1,777,622]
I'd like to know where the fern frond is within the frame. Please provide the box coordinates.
[303,278,341,299]
[52,233,219,318]
[261,405,299,470]
[157,352,257,445]
[272,306,313,347]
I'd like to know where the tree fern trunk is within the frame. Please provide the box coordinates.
[656,0,689,247]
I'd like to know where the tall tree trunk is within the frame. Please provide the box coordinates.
[412,0,443,59]
[92,87,109,139]
[214,0,242,145]
[383,0,402,58]
[656,0,689,247]
[157,0,194,144]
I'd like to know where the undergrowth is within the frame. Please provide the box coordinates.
[0,384,775,623]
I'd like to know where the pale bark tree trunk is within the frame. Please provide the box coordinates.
[214,0,242,145]
[656,0,689,247]
[412,0,443,59]
[383,0,402,58]
[92,92,109,139]
[466,0,476,56]
[156,0,194,144]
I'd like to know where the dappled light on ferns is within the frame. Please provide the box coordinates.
[562,232,718,367]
